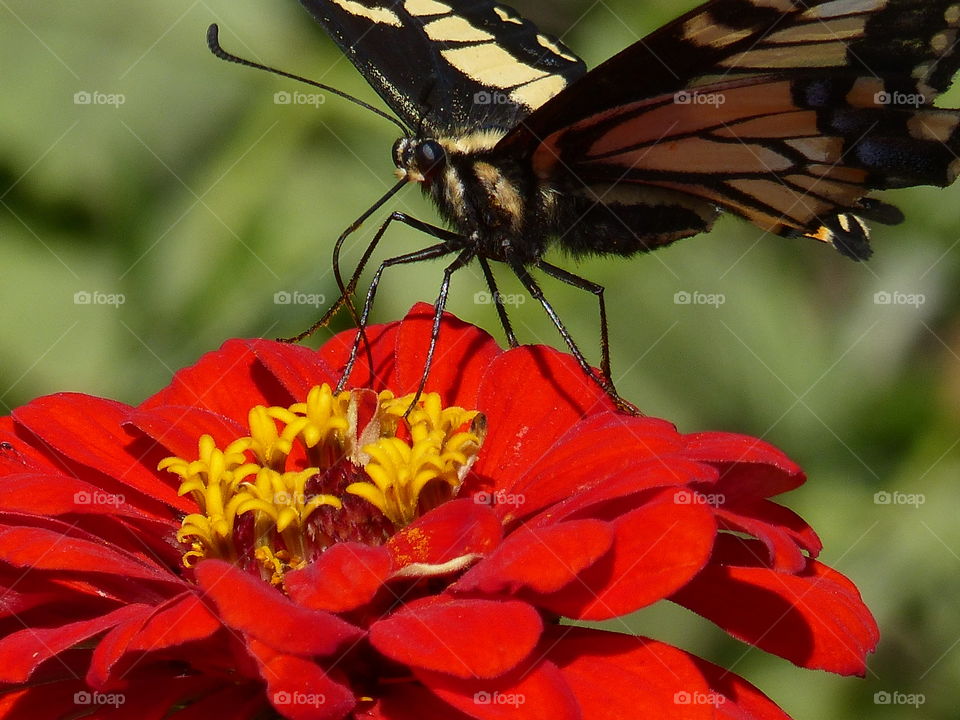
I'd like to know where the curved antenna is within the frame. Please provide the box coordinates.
[206,24,410,137]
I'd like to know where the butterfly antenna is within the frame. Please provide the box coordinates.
[207,24,410,136]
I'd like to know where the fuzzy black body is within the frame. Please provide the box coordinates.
[395,130,721,265]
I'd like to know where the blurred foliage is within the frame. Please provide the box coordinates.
[2,1,959,717]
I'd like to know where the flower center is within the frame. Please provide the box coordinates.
[159,385,484,584]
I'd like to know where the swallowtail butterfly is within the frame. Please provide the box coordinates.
[210,0,960,410]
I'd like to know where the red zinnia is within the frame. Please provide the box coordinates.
[0,304,877,719]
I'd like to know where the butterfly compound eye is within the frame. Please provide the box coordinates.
[414,140,446,181]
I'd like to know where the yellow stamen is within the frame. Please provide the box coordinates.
[158,385,484,581]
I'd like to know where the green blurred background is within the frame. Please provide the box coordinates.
[2,1,958,717]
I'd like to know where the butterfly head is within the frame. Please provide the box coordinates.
[393,137,447,186]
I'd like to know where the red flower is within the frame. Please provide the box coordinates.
[0,304,877,719]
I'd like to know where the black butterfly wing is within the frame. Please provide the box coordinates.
[499,0,960,259]
[298,0,586,135]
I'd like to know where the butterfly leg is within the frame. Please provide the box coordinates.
[336,233,464,393]
[409,247,477,412]
[535,260,612,383]
[281,208,450,343]
[506,257,638,415]
[477,255,519,348]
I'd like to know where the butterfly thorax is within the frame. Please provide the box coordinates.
[393,131,552,264]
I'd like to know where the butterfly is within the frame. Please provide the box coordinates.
[209,0,960,410]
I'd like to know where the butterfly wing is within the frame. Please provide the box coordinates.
[499,0,960,259]
[298,0,586,135]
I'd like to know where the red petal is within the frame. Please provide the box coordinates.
[547,627,715,720]
[130,405,247,465]
[286,542,393,612]
[391,304,502,406]
[691,655,794,720]
[370,596,541,678]
[523,457,716,528]
[537,490,716,620]
[160,684,267,720]
[368,681,478,720]
[473,348,612,495]
[243,338,339,401]
[0,525,179,584]
[247,638,356,720]
[0,472,177,525]
[683,433,804,498]
[140,339,289,420]
[317,315,402,392]
[195,560,363,656]
[0,418,64,474]
[415,660,579,720]
[715,498,822,572]
[88,592,222,687]
[12,394,187,510]
[453,520,613,595]
[0,603,149,683]
[485,413,689,521]
[386,499,501,570]
[672,536,879,675]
